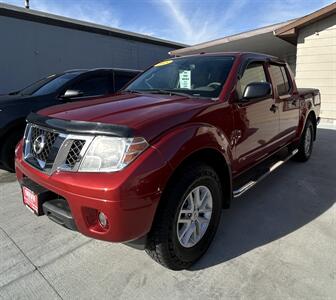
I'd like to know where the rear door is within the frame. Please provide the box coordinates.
[233,61,279,172]
[269,64,300,144]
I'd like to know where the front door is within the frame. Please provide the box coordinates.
[233,61,279,174]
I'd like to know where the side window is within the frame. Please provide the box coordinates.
[68,76,112,97]
[240,62,267,96]
[281,66,290,94]
[269,65,290,96]
[114,73,136,92]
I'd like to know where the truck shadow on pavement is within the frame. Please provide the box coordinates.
[193,128,336,270]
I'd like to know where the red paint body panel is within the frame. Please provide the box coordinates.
[15,52,321,243]
[16,141,171,242]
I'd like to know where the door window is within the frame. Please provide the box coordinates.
[67,76,112,97]
[269,65,290,96]
[114,73,136,92]
[239,62,267,96]
[26,72,81,96]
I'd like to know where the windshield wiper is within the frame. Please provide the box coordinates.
[145,89,192,98]
[121,89,143,94]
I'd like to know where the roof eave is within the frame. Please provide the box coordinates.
[273,28,297,45]
[274,2,336,45]
[169,19,296,56]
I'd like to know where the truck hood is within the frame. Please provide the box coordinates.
[38,93,213,141]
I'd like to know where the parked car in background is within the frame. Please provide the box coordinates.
[15,52,320,270]
[0,68,141,171]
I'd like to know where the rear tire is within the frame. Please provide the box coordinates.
[0,131,23,172]
[145,163,222,270]
[293,119,314,162]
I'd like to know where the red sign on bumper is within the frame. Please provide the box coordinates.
[22,186,39,214]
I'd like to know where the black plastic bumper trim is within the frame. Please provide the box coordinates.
[42,198,77,231]
[21,177,55,216]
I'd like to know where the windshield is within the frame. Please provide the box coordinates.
[125,56,235,99]
[20,72,81,96]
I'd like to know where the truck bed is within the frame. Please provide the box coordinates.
[297,88,320,98]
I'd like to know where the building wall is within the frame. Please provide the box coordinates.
[0,15,177,94]
[295,14,336,120]
[284,53,297,76]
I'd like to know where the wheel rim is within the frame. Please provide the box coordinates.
[177,185,213,248]
[304,126,312,155]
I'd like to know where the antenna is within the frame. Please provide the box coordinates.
[25,0,29,9]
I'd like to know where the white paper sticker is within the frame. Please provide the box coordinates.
[179,70,191,89]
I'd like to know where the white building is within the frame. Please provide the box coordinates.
[171,3,336,123]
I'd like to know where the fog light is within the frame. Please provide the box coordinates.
[98,212,108,228]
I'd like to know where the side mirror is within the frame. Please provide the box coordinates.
[242,82,271,100]
[61,89,84,100]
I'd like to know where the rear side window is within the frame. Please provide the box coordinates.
[114,73,136,92]
[240,62,267,95]
[269,65,291,96]
[69,76,112,97]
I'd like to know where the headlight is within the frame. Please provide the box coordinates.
[79,136,148,172]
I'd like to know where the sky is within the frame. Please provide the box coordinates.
[1,0,334,45]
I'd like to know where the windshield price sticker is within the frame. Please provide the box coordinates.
[179,70,191,89]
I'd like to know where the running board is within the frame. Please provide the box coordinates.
[233,149,298,198]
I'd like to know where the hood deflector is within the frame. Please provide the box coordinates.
[26,112,134,137]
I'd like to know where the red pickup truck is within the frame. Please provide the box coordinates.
[15,52,320,270]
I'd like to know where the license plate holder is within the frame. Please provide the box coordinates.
[21,178,54,216]
[22,186,39,214]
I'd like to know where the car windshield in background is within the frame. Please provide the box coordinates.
[20,72,81,96]
[125,56,235,99]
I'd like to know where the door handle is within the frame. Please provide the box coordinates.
[270,104,278,113]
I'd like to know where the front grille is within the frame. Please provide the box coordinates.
[30,127,58,162]
[65,140,86,168]
[23,123,94,174]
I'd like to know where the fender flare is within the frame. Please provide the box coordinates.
[297,97,318,140]
[151,123,233,205]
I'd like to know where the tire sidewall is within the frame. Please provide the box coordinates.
[169,168,222,264]
[302,121,314,159]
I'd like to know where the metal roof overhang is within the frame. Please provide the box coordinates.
[169,20,297,57]
[170,31,297,58]
[0,3,187,49]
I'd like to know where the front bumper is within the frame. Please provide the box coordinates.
[15,142,171,243]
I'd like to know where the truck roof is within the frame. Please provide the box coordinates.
[64,68,142,74]
[172,51,285,64]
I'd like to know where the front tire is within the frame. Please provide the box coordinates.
[293,119,314,162]
[145,163,222,270]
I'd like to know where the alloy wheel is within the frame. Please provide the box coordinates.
[176,185,213,248]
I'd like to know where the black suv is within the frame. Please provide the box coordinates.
[0,68,140,171]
